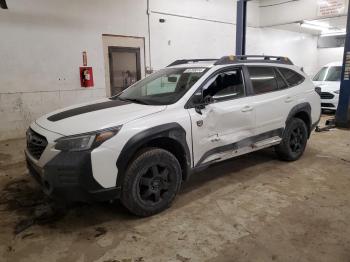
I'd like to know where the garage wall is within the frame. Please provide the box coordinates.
[0,0,149,140]
[149,0,261,69]
[317,47,344,69]
[0,0,263,141]
[260,0,349,27]
[257,28,319,75]
[0,0,331,140]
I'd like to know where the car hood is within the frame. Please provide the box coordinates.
[35,98,166,136]
[313,81,340,92]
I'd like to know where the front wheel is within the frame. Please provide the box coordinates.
[121,148,182,217]
[275,118,308,161]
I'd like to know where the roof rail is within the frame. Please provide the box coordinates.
[214,55,294,65]
[167,59,218,67]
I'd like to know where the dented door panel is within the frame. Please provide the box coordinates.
[188,96,256,166]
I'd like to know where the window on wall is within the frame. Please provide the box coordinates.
[248,67,279,94]
[278,68,305,86]
[203,69,245,102]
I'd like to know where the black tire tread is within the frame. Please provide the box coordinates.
[121,147,182,217]
[275,117,308,161]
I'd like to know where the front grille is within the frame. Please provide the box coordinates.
[26,129,48,160]
[321,103,335,108]
[321,92,334,99]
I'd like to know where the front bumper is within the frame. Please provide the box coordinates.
[321,96,338,110]
[25,149,121,203]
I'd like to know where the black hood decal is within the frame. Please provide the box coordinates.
[47,99,131,122]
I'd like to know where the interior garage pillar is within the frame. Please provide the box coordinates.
[236,0,247,56]
[335,4,350,128]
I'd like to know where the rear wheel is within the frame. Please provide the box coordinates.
[121,148,182,217]
[275,118,308,161]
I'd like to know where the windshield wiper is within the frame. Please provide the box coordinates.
[119,97,149,105]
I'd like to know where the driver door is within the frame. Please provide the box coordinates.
[187,67,256,167]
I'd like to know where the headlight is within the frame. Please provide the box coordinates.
[55,125,122,151]
[334,90,340,94]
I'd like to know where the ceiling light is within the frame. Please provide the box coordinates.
[304,20,330,28]
[320,30,346,37]
[301,23,324,31]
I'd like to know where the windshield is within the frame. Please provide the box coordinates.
[111,67,208,105]
[313,66,342,82]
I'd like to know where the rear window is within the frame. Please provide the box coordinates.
[248,67,279,94]
[274,68,288,89]
[278,68,305,86]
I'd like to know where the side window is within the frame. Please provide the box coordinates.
[274,68,288,89]
[278,68,305,86]
[248,67,278,94]
[202,69,245,102]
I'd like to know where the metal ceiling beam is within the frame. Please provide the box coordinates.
[236,0,247,55]
[335,3,350,128]
[0,0,8,9]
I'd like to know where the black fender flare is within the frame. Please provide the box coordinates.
[116,123,191,187]
[285,102,312,135]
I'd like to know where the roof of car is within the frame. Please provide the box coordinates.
[167,56,294,68]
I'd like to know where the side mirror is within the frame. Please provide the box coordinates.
[192,91,203,105]
[192,91,205,115]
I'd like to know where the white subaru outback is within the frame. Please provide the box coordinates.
[25,55,321,216]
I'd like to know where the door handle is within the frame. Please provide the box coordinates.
[285,97,293,103]
[241,105,253,112]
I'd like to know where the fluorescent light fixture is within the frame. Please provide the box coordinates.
[301,23,324,31]
[305,20,330,28]
[301,20,346,37]
[320,31,346,37]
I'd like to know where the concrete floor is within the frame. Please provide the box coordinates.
[0,116,350,262]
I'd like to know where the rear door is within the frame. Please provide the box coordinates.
[187,67,256,167]
[247,66,305,136]
[247,66,292,136]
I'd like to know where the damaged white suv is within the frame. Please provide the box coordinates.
[26,55,321,216]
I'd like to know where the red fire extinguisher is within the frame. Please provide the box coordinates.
[80,67,94,88]
[80,51,94,88]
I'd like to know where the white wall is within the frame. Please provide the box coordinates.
[0,0,334,140]
[260,0,349,27]
[0,0,149,140]
[149,0,261,69]
[256,28,319,75]
[317,47,344,69]
[149,0,261,27]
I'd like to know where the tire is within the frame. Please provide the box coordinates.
[275,118,308,161]
[121,148,182,217]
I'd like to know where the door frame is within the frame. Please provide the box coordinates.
[102,35,146,97]
[108,46,141,95]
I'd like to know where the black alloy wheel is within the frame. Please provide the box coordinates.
[289,126,304,153]
[138,164,171,204]
[275,117,308,161]
[121,148,182,217]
